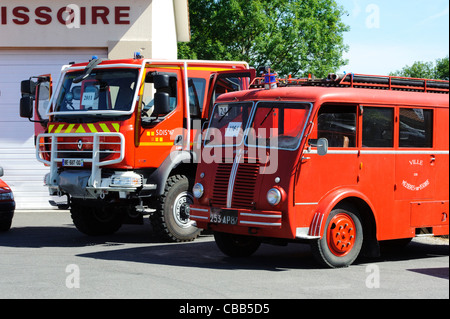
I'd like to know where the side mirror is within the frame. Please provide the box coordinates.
[154,74,170,89]
[0,167,4,177]
[317,138,328,156]
[21,79,36,96]
[153,92,171,115]
[20,96,34,118]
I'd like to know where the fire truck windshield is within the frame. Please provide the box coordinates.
[205,101,312,151]
[246,101,313,151]
[204,102,254,147]
[53,69,139,117]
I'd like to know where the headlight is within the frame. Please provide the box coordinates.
[192,183,204,199]
[267,188,281,206]
[0,190,14,201]
[110,172,142,188]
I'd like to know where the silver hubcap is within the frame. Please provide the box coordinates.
[172,192,194,228]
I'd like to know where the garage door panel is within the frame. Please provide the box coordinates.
[0,48,107,209]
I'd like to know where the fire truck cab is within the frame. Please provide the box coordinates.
[189,73,449,267]
[20,56,253,242]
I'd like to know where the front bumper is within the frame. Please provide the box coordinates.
[47,170,156,199]
[189,204,283,229]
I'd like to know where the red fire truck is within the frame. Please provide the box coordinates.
[189,72,449,268]
[20,56,253,242]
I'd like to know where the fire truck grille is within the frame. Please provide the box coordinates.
[36,133,124,167]
[211,163,233,207]
[211,161,260,209]
[231,162,259,209]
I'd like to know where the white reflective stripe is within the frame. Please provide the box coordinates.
[309,213,324,237]
[189,207,209,213]
[190,215,209,220]
[360,150,449,155]
[295,202,318,206]
[307,149,449,155]
[240,213,281,219]
[240,221,282,227]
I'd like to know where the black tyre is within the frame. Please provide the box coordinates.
[151,175,201,242]
[311,207,363,268]
[70,204,123,236]
[214,231,261,257]
[0,215,13,232]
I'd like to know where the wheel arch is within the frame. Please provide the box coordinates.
[310,188,379,256]
[148,151,196,196]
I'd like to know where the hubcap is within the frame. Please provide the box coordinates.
[327,213,356,257]
[173,192,194,228]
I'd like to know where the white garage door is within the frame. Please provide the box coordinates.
[0,49,107,209]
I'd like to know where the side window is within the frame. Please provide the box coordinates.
[188,78,206,118]
[141,71,177,119]
[399,108,433,148]
[317,105,357,148]
[37,81,51,120]
[362,107,394,147]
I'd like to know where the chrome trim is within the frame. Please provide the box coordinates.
[226,149,242,208]
[36,132,125,190]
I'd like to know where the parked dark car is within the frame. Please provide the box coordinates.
[0,167,15,231]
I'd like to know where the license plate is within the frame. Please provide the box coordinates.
[62,159,84,167]
[210,209,238,225]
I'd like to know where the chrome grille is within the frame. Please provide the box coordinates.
[232,162,259,209]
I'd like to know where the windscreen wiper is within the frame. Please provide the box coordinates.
[73,58,107,84]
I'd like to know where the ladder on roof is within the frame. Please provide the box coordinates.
[251,72,449,94]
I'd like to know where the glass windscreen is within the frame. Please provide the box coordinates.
[204,102,254,147]
[54,69,139,114]
[246,102,312,150]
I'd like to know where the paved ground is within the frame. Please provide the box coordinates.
[0,210,448,300]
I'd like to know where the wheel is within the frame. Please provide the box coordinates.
[151,175,201,242]
[70,203,123,236]
[311,207,363,268]
[0,215,13,232]
[214,231,261,257]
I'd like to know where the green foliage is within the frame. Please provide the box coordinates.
[390,56,449,80]
[178,0,349,77]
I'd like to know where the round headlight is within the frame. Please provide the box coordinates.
[192,183,204,199]
[267,188,282,206]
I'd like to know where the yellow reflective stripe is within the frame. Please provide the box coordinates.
[146,65,235,72]
[65,124,75,133]
[87,124,97,133]
[140,142,174,147]
[54,124,65,133]
[75,125,86,133]
[47,123,121,134]
[112,123,120,132]
[99,123,110,132]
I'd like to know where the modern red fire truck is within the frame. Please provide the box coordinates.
[189,72,449,267]
[20,56,253,242]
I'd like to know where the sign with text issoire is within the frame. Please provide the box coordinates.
[0,5,130,26]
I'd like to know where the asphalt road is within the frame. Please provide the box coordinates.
[0,210,448,300]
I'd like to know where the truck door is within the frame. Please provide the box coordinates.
[394,107,441,229]
[296,104,359,205]
[205,69,256,118]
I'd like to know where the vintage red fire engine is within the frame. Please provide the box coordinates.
[189,72,449,267]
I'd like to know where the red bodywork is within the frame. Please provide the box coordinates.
[190,82,449,243]
[36,59,250,175]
